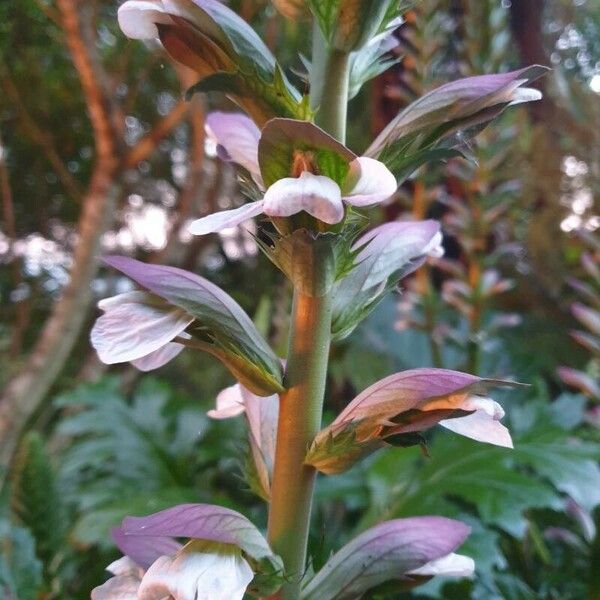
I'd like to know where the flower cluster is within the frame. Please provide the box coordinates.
[89,0,545,597]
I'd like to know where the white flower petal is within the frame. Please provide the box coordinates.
[91,292,192,364]
[91,575,141,600]
[408,553,475,577]
[207,384,246,419]
[509,87,543,105]
[138,543,253,600]
[131,342,185,371]
[189,201,265,235]
[263,171,344,224]
[106,556,144,577]
[342,156,397,207]
[206,112,263,186]
[117,0,171,40]
[97,290,149,311]
[424,230,444,258]
[440,397,513,448]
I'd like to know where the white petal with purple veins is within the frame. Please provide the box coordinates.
[440,396,513,448]
[206,112,262,185]
[137,541,253,600]
[207,384,246,419]
[117,0,170,39]
[189,201,265,236]
[91,291,192,364]
[342,156,397,207]
[263,171,344,224]
[131,342,185,372]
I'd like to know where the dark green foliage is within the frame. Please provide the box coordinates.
[54,376,253,549]
[11,431,67,570]
[0,521,43,600]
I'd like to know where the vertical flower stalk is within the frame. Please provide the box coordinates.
[265,24,350,599]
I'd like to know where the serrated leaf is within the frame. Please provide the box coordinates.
[379,434,562,537]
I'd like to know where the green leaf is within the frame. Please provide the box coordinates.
[0,521,43,600]
[512,421,600,511]
[11,432,67,568]
[258,118,356,187]
[55,378,213,548]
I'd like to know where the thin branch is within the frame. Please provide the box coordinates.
[0,131,29,355]
[0,69,84,200]
[123,99,190,168]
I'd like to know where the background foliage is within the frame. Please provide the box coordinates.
[0,0,599,598]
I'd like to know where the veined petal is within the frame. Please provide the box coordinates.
[208,384,279,498]
[206,112,262,185]
[112,527,182,571]
[189,201,264,235]
[91,575,141,600]
[342,157,397,207]
[263,171,344,224]
[117,0,171,39]
[91,291,192,364]
[131,342,185,372]
[91,556,144,600]
[440,397,513,448]
[207,384,246,419]
[407,553,475,577]
[137,541,253,600]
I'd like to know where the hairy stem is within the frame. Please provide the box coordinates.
[266,20,350,600]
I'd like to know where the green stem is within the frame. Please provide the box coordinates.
[267,290,332,598]
[266,20,350,600]
[310,24,350,144]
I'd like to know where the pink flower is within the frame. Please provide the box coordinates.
[209,383,278,499]
[307,368,516,475]
[90,291,191,371]
[92,503,283,599]
[189,112,397,234]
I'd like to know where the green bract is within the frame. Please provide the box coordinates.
[309,0,403,52]
[258,118,356,187]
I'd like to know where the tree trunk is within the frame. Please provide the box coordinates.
[0,0,119,477]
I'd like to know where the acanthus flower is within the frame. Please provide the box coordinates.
[90,290,192,371]
[189,112,398,235]
[92,503,284,599]
[306,368,517,475]
[209,383,279,499]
